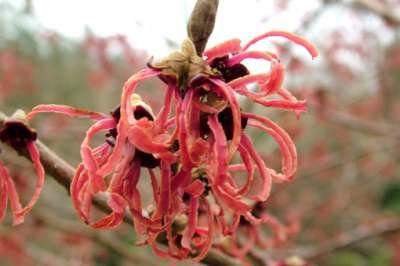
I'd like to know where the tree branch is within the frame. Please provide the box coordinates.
[294,217,400,260]
[352,0,400,25]
[1,109,242,266]
[32,208,160,266]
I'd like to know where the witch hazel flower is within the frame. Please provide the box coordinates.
[97,31,316,259]
[218,202,300,264]
[0,110,44,225]
[11,29,317,261]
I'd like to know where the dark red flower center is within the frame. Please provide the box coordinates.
[210,55,250,82]
[0,120,37,150]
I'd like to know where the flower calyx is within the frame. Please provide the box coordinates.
[0,110,37,151]
[148,38,216,95]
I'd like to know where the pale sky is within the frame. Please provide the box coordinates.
[26,0,321,57]
[2,0,394,91]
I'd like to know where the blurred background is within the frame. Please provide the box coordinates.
[1,0,400,265]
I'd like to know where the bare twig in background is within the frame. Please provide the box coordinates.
[187,0,219,55]
[252,217,400,263]
[33,208,159,266]
[324,110,400,139]
[293,217,400,260]
[352,0,400,25]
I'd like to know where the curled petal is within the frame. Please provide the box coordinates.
[244,112,297,181]
[171,169,191,194]
[208,115,228,186]
[213,185,251,214]
[192,199,214,261]
[120,68,160,125]
[277,88,305,118]
[149,169,160,204]
[209,79,242,160]
[240,134,272,201]
[122,159,146,233]
[91,193,127,229]
[236,143,255,195]
[14,141,45,221]
[27,104,108,121]
[203,38,242,62]
[178,90,194,170]
[260,62,285,95]
[70,164,90,222]
[181,196,199,249]
[228,74,269,91]
[108,144,135,193]
[242,30,318,59]
[127,123,169,155]
[184,179,205,198]
[228,50,277,67]
[0,164,7,222]
[238,89,307,113]
[154,85,174,134]
[97,121,128,176]
[81,119,115,192]
[158,160,172,216]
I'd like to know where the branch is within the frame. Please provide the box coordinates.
[0,110,242,266]
[352,0,400,25]
[32,208,160,266]
[324,110,400,139]
[294,217,400,260]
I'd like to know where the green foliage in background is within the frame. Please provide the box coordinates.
[380,182,400,213]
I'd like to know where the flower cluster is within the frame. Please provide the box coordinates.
[0,30,317,261]
[0,110,44,225]
[218,202,300,264]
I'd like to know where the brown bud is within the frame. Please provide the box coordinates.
[187,0,219,55]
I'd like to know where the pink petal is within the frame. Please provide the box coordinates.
[178,91,194,170]
[260,62,285,95]
[70,164,90,223]
[184,180,205,198]
[192,199,214,261]
[213,185,251,214]
[228,73,269,91]
[154,85,174,134]
[14,141,45,221]
[97,120,127,176]
[244,112,297,182]
[27,104,108,121]
[81,119,115,193]
[120,68,160,125]
[242,30,318,59]
[238,89,307,113]
[122,159,146,234]
[237,143,255,195]
[203,38,242,62]
[148,169,160,204]
[207,115,228,186]
[108,144,135,193]
[127,123,169,155]
[0,162,9,222]
[91,193,127,229]
[209,79,242,160]
[181,196,199,249]
[228,50,277,67]
[240,134,272,201]
[158,160,172,216]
